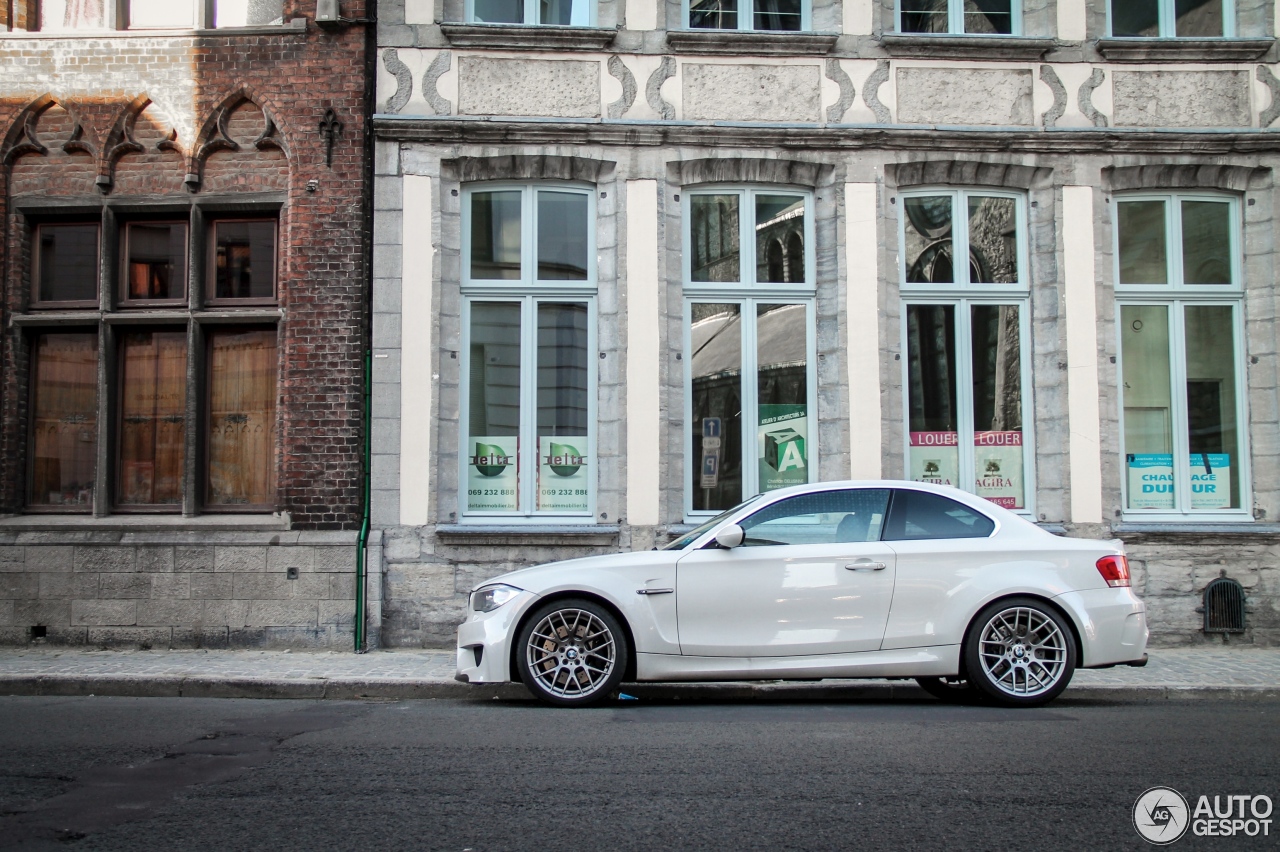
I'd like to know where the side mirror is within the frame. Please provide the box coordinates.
[714,524,745,549]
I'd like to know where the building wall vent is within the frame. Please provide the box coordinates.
[1202,576,1246,634]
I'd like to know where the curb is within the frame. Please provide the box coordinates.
[1,675,1276,703]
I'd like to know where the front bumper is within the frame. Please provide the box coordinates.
[1053,587,1148,668]
[455,590,538,684]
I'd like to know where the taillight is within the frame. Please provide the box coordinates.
[1096,555,1131,588]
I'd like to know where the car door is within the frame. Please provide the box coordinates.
[675,488,897,657]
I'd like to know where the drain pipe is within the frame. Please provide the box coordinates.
[355,349,371,652]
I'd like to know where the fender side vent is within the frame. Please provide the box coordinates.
[1202,576,1246,634]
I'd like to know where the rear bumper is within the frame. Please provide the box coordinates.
[1052,587,1148,669]
[454,590,538,685]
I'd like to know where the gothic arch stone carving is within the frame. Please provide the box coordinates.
[186,88,290,192]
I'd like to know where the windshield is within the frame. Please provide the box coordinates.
[662,494,763,551]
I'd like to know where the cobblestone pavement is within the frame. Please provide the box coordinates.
[0,646,1276,700]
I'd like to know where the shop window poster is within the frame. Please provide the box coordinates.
[974,431,1025,510]
[467,436,518,512]
[758,405,808,492]
[909,431,959,488]
[1127,453,1230,510]
[538,436,591,512]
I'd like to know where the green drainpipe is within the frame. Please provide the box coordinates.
[354,349,371,653]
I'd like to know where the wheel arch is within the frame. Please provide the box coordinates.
[958,592,1085,675]
[507,590,639,686]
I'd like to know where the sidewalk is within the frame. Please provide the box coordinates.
[0,646,1276,702]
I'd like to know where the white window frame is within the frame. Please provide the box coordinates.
[896,0,1022,36]
[465,0,597,26]
[38,0,287,31]
[1107,0,1236,38]
[898,187,1034,516]
[459,183,598,523]
[1114,191,1249,521]
[898,188,1029,291]
[683,0,811,32]
[682,186,818,520]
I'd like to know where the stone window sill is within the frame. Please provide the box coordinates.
[0,513,292,532]
[0,18,307,38]
[1112,522,1280,545]
[666,29,838,55]
[1096,37,1274,62]
[878,33,1055,60]
[436,524,620,546]
[439,23,617,50]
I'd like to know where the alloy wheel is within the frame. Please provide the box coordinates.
[975,605,1069,698]
[525,608,617,699]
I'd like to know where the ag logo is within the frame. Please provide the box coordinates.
[1134,787,1190,845]
[470,443,512,478]
[543,442,586,477]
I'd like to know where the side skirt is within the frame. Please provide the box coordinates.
[635,645,961,682]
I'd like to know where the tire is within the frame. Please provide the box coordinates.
[963,597,1076,708]
[915,675,985,705]
[515,598,628,707]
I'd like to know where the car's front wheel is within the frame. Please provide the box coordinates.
[963,597,1075,707]
[516,598,628,707]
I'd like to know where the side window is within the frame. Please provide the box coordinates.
[736,489,890,547]
[883,489,995,541]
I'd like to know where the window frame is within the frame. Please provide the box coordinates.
[34,0,288,31]
[896,0,1023,36]
[898,186,1034,515]
[24,328,101,514]
[30,222,101,310]
[1113,191,1249,520]
[119,220,189,308]
[464,0,598,26]
[1107,0,1236,38]
[458,182,599,523]
[683,0,811,33]
[206,217,280,307]
[202,324,281,513]
[681,185,818,521]
[113,325,190,512]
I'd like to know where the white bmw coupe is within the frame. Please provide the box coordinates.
[455,481,1148,708]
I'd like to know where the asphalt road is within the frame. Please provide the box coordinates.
[0,695,1277,851]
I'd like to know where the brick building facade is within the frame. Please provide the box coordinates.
[0,1,374,648]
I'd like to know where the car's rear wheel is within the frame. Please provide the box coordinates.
[914,675,984,704]
[516,598,627,707]
[964,597,1075,707]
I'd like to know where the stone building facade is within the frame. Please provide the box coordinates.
[369,0,1280,650]
[0,2,374,648]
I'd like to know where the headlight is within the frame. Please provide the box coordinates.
[471,584,522,613]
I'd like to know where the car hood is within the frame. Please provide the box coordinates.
[472,549,684,594]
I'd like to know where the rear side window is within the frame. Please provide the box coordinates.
[883,490,995,541]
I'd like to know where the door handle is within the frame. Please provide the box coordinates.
[845,560,886,571]
[637,588,674,595]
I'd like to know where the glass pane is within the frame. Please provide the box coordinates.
[739,489,891,546]
[536,303,590,512]
[214,0,285,26]
[906,304,959,488]
[39,0,105,29]
[1121,305,1174,510]
[207,329,277,507]
[1175,0,1223,37]
[126,223,187,301]
[118,331,186,506]
[689,0,737,29]
[1117,200,1168,285]
[37,224,98,303]
[900,0,949,33]
[1111,0,1159,36]
[754,0,801,31]
[967,196,1018,284]
[903,196,954,284]
[28,333,97,508]
[691,195,740,282]
[1181,201,1232,285]
[213,221,276,300]
[130,0,193,27]
[474,0,523,22]
[883,490,995,541]
[470,191,522,280]
[537,191,588,281]
[757,304,808,493]
[1184,305,1240,510]
[540,0,589,25]
[691,303,742,511]
[755,195,806,284]
[467,303,522,512]
[971,305,1024,509]
[964,0,1012,34]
